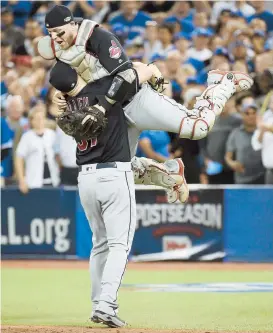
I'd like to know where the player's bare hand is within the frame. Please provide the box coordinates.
[19,179,29,194]
[231,161,245,173]
[52,91,67,109]
[259,122,273,133]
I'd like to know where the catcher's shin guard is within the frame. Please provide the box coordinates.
[179,72,236,140]
[198,72,236,116]
[132,157,189,204]
[207,70,253,93]
[132,157,178,188]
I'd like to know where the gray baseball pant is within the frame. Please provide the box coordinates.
[78,163,136,316]
[85,84,192,315]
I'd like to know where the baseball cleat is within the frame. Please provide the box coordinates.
[90,310,102,323]
[207,70,253,92]
[165,159,189,204]
[93,310,127,328]
[90,315,101,323]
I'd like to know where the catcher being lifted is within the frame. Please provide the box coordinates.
[50,60,190,204]
[54,61,168,142]
[40,5,253,204]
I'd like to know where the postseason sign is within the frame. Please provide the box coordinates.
[131,188,224,261]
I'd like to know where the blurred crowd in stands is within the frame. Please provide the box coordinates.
[1,0,273,192]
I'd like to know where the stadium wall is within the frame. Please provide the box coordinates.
[1,185,273,262]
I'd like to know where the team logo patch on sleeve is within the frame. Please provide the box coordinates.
[109,40,122,59]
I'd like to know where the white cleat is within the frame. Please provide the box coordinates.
[93,310,127,328]
[207,70,253,92]
[165,159,189,204]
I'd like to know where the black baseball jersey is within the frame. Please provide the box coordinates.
[76,18,132,76]
[66,76,131,165]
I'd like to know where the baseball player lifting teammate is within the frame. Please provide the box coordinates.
[49,61,136,327]
[38,5,254,202]
[40,5,253,328]
[48,62,189,328]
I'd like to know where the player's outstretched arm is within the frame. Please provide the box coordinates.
[133,62,168,93]
[132,62,154,84]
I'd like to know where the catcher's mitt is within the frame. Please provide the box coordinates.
[56,105,108,142]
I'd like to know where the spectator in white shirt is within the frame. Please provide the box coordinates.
[15,105,60,194]
[186,28,213,62]
[234,0,256,16]
[210,2,235,27]
[89,1,111,24]
[252,94,273,184]
[143,21,162,63]
[174,31,191,61]
[165,50,183,80]
[5,95,28,135]
[193,12,209,29]
[55,126,78,186]
[210,1,255,26]
[157,22,176,57]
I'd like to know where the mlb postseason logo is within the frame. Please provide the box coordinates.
[162,236,192,251]
[132,189,224,261]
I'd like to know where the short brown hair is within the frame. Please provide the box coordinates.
[158,23,175,35]
[235,92,254,107]
[28,103,46,127]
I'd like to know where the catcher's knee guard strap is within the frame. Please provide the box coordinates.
[178,78,236,140]
[200,78,236,116]
[178,100,216,140]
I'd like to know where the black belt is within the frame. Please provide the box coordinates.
[79,162,117,172]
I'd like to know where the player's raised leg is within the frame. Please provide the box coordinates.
[124,72,237,140]
[127,127,189,203]
[207,70,253,92]
[125,72,244,203]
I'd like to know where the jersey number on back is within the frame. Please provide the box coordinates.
[77,138,97,152]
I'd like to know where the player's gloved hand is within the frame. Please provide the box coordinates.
[149,76,168,93]
[52,91,68,109]
[147,62,168,93]
[56,104,108,141]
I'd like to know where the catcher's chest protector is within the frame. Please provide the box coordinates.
[53,20,109,83]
